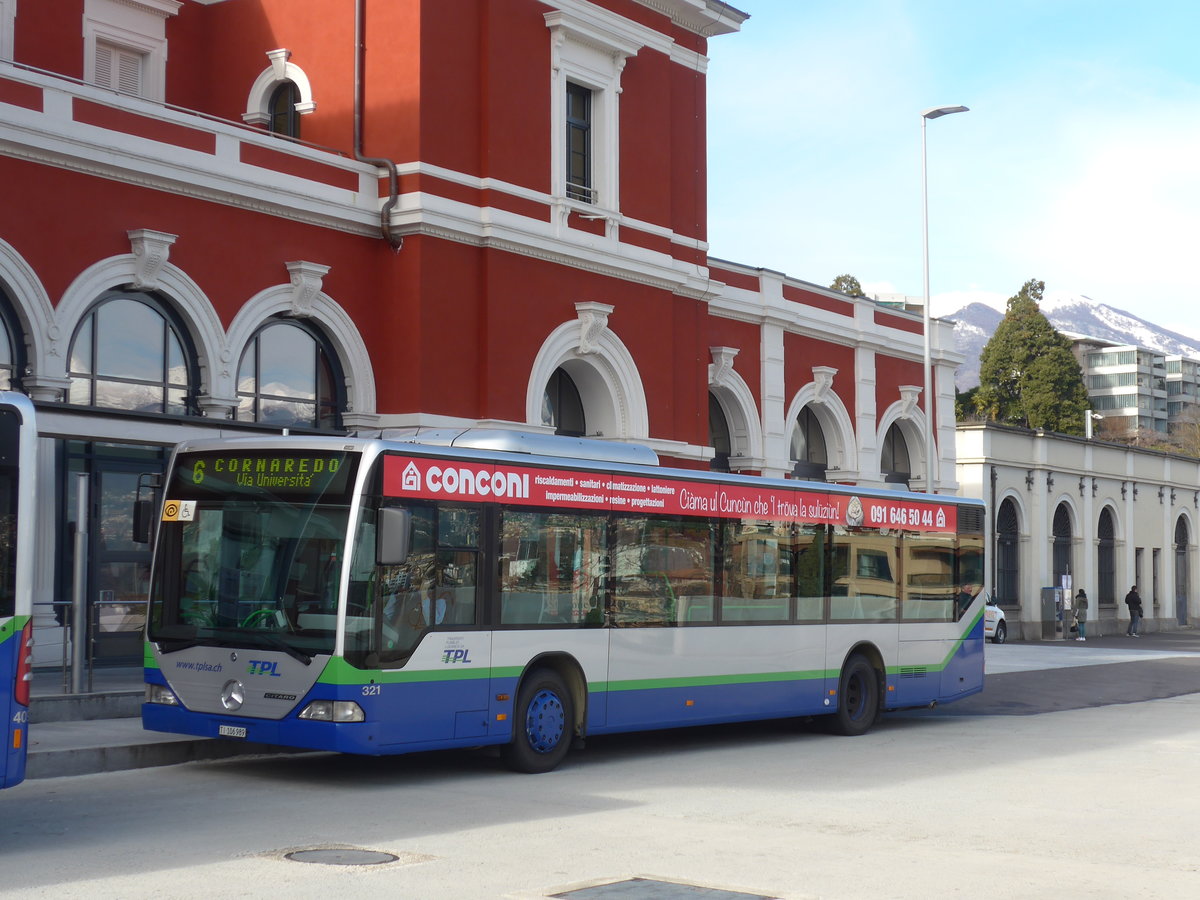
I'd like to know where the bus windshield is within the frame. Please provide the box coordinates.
[147,448,359,659]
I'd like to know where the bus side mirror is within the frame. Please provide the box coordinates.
[133,499,153,544]
[377,507,412,565]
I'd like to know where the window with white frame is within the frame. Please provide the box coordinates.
[545,8,666,210]
[94,40,145,95]
[0,0,16,61]
[565,82,593,202]
[243,49,317,132]
[83,0,181,102]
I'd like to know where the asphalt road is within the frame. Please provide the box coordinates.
[4,632,1200,899]
[916,629,1200,716]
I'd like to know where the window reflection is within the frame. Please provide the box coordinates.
[541,368,585,437]
[237,320,340,429]
[68,292,195,415]
[0,295,18,391]
[269,81,301,139]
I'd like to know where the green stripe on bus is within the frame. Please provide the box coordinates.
[884,607,986,676]
[0,615,30,643]
[143,642,159,670]
[600,669,830,693]
[317,611,984,689]
[316,656,513,686]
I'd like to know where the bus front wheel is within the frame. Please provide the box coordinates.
[830,654,879,736]
[502,668,574,774]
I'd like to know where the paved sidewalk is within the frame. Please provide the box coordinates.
[26,665,301,779]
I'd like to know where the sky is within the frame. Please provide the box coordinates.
[704,0,1200,336]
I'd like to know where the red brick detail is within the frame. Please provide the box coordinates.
[73,99,216,154]
[783,284,854,317]
[709,265,760,292]
[619,224,673,256]
[239,142,359,191]
[567,211,605,236]
[874,309,923,334]
[0,78,43,112]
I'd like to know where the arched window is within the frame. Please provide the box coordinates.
[1097,508,1115,603]
[709,392,731,472]
[541,368,585,437]
[0,290,24,392]
[68,291,196,415]
[1176,516,1190,626]
[996,498,1019,605]
[790,406,827,481]
[268,80,301,139]
[881,423,911,486]
[1053,503,1073,585]
[237,319,341,429]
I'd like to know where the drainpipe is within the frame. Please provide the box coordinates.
[355,0,403,251]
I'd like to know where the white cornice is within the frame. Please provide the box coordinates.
[632,0,747,37]
[99,0,183,18]
[542,0,674,57]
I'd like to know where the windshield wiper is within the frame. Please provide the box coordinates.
[155,636,201,653]
[247,632,314,666]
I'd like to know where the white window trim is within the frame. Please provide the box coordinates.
[546,7,664,213]
[0,0,15,61]
[83,0,181,102]
[243,49,317,126]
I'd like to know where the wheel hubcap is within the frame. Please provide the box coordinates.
[845,674,865,719]
[524,688,565,754]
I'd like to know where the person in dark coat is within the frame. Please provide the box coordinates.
[1125,585,1144,637]
[1073,589,1088,641]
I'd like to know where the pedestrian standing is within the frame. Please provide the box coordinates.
[1125,585,1143,637]
[1074,589,1089,642]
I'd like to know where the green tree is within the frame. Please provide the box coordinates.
[956,385,980,421]
[829,274,865,297]
[974,279,1089,434]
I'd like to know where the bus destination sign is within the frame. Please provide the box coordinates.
[170,450,356,500]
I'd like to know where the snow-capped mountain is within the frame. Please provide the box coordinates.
[945,293,1200,391]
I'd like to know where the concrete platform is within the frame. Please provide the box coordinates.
[27,665,302,779]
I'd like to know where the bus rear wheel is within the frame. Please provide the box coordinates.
[502,668,574,774]
[830,653,879,736]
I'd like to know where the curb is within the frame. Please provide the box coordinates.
[25,717,305,780]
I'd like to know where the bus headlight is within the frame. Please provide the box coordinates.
[145,684,180,706]
[298,700,365,722]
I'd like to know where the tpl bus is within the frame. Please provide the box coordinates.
[1,393,37,790]
[141,430,986,773]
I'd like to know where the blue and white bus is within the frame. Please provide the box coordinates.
[142,430,986,773]
[1,393,37,790]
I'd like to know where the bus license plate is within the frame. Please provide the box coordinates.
[218,725,247,739]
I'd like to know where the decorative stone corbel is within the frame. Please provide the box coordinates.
[812,366,837,403]
[576,301,613,355]
[898,384,921,419]
[128,229,178,291]
[285,261,330,317]
[267,48,291,82]
[710,347,739,388]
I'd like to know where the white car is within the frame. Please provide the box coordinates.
[983,592,1008,643]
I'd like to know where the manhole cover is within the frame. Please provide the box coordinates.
[553,878,774,899]
[285,848,399,866]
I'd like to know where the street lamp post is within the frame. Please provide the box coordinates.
[921,104,968,494]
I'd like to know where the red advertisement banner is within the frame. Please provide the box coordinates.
[383,455,958,532]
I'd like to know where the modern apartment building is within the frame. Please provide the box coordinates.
[1070,337,1179,436]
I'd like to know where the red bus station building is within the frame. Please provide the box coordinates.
[0,0,959,664]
